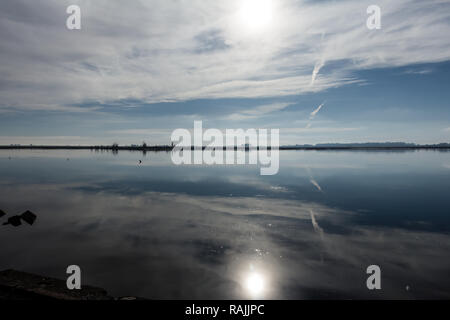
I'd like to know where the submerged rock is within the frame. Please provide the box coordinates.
[0,210,6,218]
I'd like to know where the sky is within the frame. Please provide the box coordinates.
[0,0,450,145]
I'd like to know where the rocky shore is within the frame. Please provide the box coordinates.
[0,269,141,300]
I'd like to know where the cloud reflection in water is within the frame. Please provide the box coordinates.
[0,150,450,299]
[0,182,449,299]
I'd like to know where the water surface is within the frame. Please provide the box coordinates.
[0,149,449,299]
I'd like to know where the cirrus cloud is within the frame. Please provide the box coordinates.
[0,0,449,112]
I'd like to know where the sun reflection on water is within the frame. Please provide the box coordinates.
[239,262,271,299]
[245,272,265,297]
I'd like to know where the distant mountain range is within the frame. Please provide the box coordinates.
[280,142,450,149]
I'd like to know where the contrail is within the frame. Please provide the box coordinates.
[311,32,326,86]
[304,102,325,129]
[310,59,325,86]
[310,103,324,120]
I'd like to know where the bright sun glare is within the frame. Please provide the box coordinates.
[245,272,265,297]
[240,0,273,31]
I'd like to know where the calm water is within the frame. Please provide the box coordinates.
[0,149,449,299]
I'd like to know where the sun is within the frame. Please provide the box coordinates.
[239,0,273,31]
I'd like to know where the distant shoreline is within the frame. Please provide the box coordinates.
[1,145,449,151]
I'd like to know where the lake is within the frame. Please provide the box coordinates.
[0,149,449,299]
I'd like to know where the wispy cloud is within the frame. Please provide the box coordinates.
[311,59,325,86]
[108,129,172,135]
[0,0,450,112]
[0,136,94,145]
[403,68,433,75]
[226,102,292,120]
[283,127,362,134]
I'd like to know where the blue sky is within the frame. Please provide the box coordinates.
[0,0,449,145]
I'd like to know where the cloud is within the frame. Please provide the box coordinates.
[108,129,172,135]
[1,0,450,112]
[0,136,94,145]
[403,68,433,75]
[311,59,325,86]
[283,127,363,134]
[226,102,293,120]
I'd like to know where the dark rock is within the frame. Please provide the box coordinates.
[0,210,5,218]
[3,216,21,227]
[20,210,37,225]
